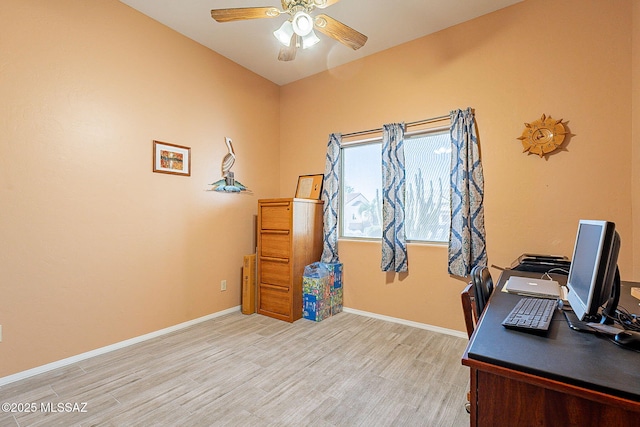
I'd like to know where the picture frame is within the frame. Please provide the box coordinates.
[153,140,191,176]
[295,174,324,199]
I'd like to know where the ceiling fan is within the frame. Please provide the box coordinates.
[211,0,368,61]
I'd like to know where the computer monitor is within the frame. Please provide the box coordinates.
[566,220,621,324]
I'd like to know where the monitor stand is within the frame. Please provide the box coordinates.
[600,266,621,325]
[563,309,595,333]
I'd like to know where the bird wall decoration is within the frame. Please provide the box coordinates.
[221,136,235,177]
[209,137,251,193]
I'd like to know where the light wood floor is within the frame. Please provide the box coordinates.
[0,311,470,426]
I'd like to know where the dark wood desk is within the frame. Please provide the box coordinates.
[462,269,640,426]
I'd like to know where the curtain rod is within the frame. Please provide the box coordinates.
[341,114,450,139]
[341,125,451,147]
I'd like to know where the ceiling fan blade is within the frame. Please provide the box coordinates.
[313,0,342,9]
[278,34,298,61]
[211,7,281,23]
[314,14,367,50]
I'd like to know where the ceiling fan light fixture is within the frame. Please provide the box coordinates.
[211,1,367,62]
[301,31,320,49]
[291,11,314,37]
[273,20,294,46]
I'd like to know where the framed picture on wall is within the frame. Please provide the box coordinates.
[295,174,324,199]
[153,140,191,176]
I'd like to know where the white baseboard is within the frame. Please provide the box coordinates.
[1,305,465,387]
[343,307,468,339]
[0,306,241,387]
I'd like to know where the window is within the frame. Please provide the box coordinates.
[340,130,451,242]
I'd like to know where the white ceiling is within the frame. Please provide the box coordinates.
[119,0,522,86]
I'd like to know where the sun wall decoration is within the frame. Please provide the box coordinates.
[517,114,568,158]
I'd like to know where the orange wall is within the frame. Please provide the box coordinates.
[0,0,280,377]
[280,0,637,331]
[633,0,640,281]
[1,0,638,379]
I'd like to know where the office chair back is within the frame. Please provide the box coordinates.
[461,276,486,412]
[461,283,478,339]
[471,265,494,316]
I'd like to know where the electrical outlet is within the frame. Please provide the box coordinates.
[221,280,227,291]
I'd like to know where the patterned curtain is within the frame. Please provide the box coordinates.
[448,108,487,276]
[381,123,408,272]
[321,133,342,263]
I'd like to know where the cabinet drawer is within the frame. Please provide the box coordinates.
[260,258,290,287]
[260,202,291,230]
[260,232,290,259]
[259,284,290,317]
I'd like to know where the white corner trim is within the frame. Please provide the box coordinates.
[0,306,241,387]
[343,307,468,339]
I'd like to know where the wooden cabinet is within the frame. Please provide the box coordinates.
[465,361,640,426]
[257,198,324,322]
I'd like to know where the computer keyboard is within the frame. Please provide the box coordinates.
[502,297,557,333]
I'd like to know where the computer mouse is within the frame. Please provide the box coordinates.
[614,330,640,350]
